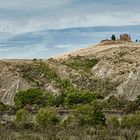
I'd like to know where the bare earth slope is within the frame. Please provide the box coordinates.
[55,42,140,100]
[1,42,140,105]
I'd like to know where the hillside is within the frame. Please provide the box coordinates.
[0,42,140,106]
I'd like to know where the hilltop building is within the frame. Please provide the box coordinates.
[119,34,131,42]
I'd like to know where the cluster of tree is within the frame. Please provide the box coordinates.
[14,87,104,110]
[135,40,140,42]
[1,88,140,139]
[15,101,105,128]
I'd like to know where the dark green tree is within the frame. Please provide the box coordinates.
[111,34,116,41]
[14,88,53,108]
[76,101,106,126]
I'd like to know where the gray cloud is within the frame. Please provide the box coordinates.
[0,0,139,33]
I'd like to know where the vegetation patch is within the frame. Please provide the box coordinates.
[60,55,99,73]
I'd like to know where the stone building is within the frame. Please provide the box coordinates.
[120,34,131,42]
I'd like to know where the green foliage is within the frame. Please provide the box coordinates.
[54,93,67,107]
[20,61,58,85]
[63,114,78,127]
[36,107,60,127]
[121,111,140,129]
[124,101,139,114]
[14,88,53,108]
[62,56,98,72]
[0,102,7,112]
[136,95,140,106]
[16,109,32,125]
[58,79,71,89]
[65,90,103,107]
[76,101,106,126]
[107,115,120,129]
[103,95,126,109]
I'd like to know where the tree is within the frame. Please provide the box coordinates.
[111,34,116,41]
[14,88,53,108]
[64,90,103,107]
[76,101,106,126]
[36,107,60,127]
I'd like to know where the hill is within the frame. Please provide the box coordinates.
[0,41,140,105]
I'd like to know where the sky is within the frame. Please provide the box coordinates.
[0,0,140,34]
[0,0,140,58]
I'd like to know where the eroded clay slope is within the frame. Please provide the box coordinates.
[0,61,30,105]
[92,45,140,100]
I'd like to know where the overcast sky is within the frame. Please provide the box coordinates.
[0,0,140,34]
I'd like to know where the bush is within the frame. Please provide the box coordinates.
[63,114,78,127]
[121,111,140,129]
[0,102,7,112]
[58,79,71,89]
[131,111,140,129]
[64,90,103,107]
[16,109,32,126]
[103,95,126,109]
[76,101,106,126]
[14,88,53,108]
[124,101,139,114]
[107,115,120,129]
[62,56,98,72]
[20,61,59,86]
[36,107,60,127]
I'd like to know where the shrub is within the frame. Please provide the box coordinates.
[124,101,139,114]
[76,101,106,126]
[121,111,140,129]
[20,61,58,84]
[36,107,60,127]
[62,57,98,72]
[16,109,32,125]
[63,114,78,127]
[131,111,140,129]
[54,93,67,107]
[58,79,71,89]
[14,88,53,108]
[107,115,120,129]
[64,90,103,107]
[0,102,7,112]
[103,95,126,109]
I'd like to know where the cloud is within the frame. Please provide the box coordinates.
[0,0,140,34]
[0,43,49,52]
[54,44,88,49]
